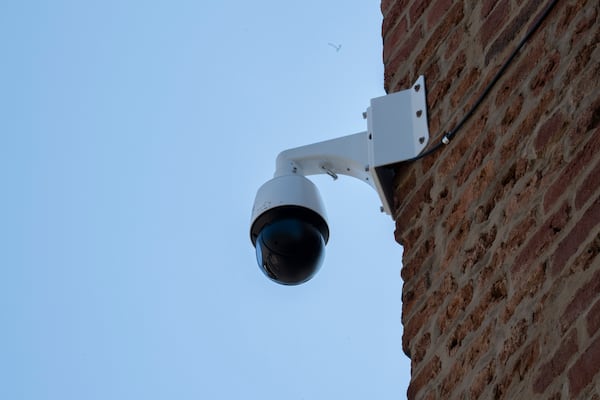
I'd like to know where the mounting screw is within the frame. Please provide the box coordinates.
[362,111,367,119]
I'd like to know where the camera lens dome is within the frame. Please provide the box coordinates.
[255,217,325,285]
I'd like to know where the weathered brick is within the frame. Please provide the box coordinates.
[533,329,579,394]
[551,197,600,277]
[440,354,466,398]
[534,110,566,153]
[499,318,529,365]
[471,321,495,361]
[403,290,443,355]
[568,334,600,397]
[450,67,481,109]
[426,0,453,30]
[395,175,433,234]
[544,125,600,212]
[383,15,408,64]
[502,263,545,323]
[512,338,540,383]
[484,0,545,65]
[479,0,510,47]
[407,355,441,400]
[414,3,464,73]
[575,158,600,210]
[400,238,433,281]
[529,50,561,96]
[438,280,473,334]
[512,202,571,275]
[409,1,427,25]
[383,0,600,396]
[412,331,431,364]
[587,298,600,337]
[560,267,600,333]
[470,359,495,399]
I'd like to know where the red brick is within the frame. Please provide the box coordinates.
[544,122,600,212]
[501,211,537,254]
[382,0,600,397]
[413,332,431,364]
[382,0,410,33]
[383,15,408,64]
[402,270,428,316]
[533,329,579,393]
[385,21,423,65]
[426,0,453,29]
[481,0,497,18]
[534,110,565,152]
[442,23,462,60]
[554,0,588,37]
[401,238,434,281]
[438,281,473,334]
[587,298,600,337]
[407,355,442,400]
[403,291,443,355]
[479,0,509,47]
[512,338,540,382]
[465,322,494,367]
[395,175,433,235]
[449,67,481,109]
[409,1,427,25]
[500,93,524,126]
[414,2,464,72]
[484,0,545,65]
[440,354,466,398]
[560,267,600,332]
[512,202,571,275]
[493,37,545,106]
[470,360,495,399]
[568,334,600,397]
[551,197,600,277]
[529,50,560,96]
[575,159,600,210]
[499,318,529,365]
[502,263,545,323]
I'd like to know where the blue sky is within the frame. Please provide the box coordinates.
[1,1,410,398]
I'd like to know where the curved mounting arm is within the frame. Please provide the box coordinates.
[275,131,374,187]
[272,76,429,217]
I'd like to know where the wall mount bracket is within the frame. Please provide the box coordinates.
[273,76,429,217]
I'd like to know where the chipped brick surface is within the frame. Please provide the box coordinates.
[382,0,600,398]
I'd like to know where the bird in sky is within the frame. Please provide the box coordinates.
[328,42,342,52]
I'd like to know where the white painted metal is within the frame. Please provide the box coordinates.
[250,174,328,227]
[367,75,429,167]
[274,131,373,186]
[255,76,429,218]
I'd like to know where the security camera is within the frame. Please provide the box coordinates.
[250,174,329,285]
[250,76,430,285]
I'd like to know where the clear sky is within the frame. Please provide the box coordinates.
[1,1,411,398]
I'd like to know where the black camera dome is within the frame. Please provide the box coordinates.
[251,206,329,285]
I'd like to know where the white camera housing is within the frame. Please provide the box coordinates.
[250,76,429,285]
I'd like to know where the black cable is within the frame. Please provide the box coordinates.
[406,0,559,163]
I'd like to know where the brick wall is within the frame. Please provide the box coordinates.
[381,0,599,398]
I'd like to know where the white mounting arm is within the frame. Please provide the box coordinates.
[273,76,429,217]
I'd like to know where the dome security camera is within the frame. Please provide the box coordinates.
[250,76,430,285]
[250,175,329,285]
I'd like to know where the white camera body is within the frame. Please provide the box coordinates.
[250,76,429,285]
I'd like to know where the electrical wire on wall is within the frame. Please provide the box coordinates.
[407,0,559,163]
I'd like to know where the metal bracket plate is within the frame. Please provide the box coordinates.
[367,76,429,215]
